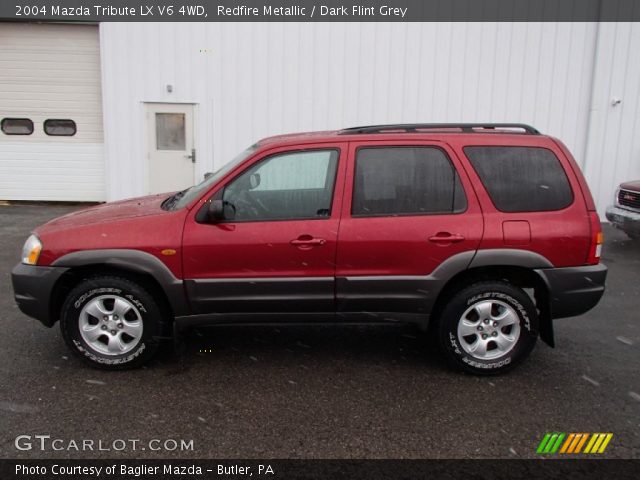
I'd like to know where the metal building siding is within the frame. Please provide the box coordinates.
[0,142,104,201]
[584,23,640,215]
[0,23,104,201]
[100,23,638,216]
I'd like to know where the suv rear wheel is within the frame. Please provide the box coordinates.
[60,275,167,369]
[437,281,538,375]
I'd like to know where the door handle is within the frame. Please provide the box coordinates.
[290,235,326,248]
[185,148,196,163]
[428,232,465,244]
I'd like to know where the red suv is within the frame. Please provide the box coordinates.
[12,124,607,374]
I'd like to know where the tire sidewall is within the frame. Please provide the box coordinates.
[61,277,164,368]
[440,284,537,374]
[625,231,640,240]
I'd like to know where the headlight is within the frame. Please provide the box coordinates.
[21,235,42,265]
[615,187,621,206]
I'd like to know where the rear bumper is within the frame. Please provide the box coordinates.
[606,205,640,236]
[535,264,607,319]
[11,263,68,327]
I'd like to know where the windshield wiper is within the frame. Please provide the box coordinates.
[162,188,189,210]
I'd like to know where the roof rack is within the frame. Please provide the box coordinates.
[338,123,540,135]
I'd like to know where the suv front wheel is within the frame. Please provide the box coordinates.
[437,281,538,375]
[60,275,167,369]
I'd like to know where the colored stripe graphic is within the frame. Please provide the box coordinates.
[584,433,603,453]
[536,433,552,454]
[537,433,613,454]
[550,433,565,453]
[583,433,599,453]
[543,433,558,453]
[559,433,575,453]
[536,433,565,454]
[584,433,614,454]
[597,433,614,453]
[573,433,589,453]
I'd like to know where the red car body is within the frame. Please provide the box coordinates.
[34,131,596,274]
[12,124,607,372]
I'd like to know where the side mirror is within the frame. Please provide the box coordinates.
[249,173,261,189]
[207,199,225,222]
[204,172,213,180]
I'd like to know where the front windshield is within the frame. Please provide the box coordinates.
[169,144,258,210]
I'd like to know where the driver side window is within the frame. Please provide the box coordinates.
[222,149,339,222]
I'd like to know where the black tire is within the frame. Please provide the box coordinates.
[625,231,640,241]
[60,275,168,369]
[436,281,538,375]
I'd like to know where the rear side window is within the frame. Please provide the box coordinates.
[352,147,467,216]
[464,146,573,212]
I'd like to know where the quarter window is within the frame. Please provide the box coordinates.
[352,147,467,216]
[464,146,573,212]
[222,149,339,222]
[1,118,33,135]
[44,119,76,136]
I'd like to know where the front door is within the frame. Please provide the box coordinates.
[335,141,484,315]
[146,103,195,194]
[182,144,348,316]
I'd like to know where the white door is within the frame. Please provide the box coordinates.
[146,103,195,194]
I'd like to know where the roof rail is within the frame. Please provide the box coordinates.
[338,123,540,135]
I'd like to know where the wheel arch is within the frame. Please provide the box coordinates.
[49,249,189,327]
[430,264,554,347]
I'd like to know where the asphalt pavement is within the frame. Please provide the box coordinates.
[1,204,638,459]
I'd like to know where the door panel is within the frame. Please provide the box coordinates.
[336,141,484,314]
[146,103,195,194]
[182,144,348,315]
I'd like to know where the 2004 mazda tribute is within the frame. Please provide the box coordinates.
[12,124,607,374]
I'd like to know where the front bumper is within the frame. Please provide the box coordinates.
[606,205,640,237]
[535,264,607,319]
[11,263,68,327]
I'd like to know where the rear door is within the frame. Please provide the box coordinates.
[335,140,483,315]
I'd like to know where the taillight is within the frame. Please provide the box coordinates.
[587,211,603,265]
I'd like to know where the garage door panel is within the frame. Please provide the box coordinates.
[0,23,104,201]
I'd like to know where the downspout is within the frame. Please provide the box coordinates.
[582,1,603,172]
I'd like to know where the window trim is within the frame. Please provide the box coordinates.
[43,118,77,137]
[350,145,468,218]
[463,145,575,213]
[1,118,34,136]
[200,147,342,224]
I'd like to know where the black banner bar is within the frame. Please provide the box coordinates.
[2,459,640,480]
[3,0,640,22]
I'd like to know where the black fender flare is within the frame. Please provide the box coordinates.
[432,248,555,347]
[52,249,189,317]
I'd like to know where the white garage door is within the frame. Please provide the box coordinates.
[0,23,104,201]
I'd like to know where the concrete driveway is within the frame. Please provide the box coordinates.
[1,204,638,459]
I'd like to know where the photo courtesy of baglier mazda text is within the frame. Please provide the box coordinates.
[1,1,639,479]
